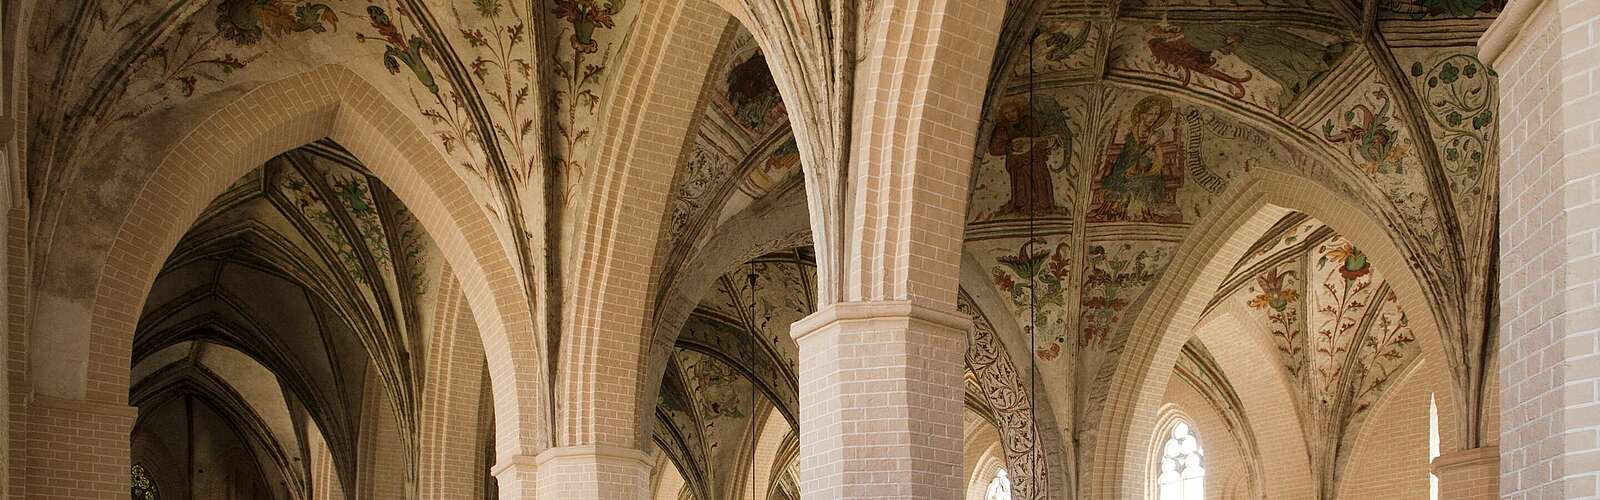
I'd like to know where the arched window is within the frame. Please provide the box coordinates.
[986,468,1012,500]
[1157,421,1204,500]
[131,464,158,500]
[1429,394,1441,500]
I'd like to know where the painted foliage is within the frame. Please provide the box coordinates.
[959,291,1049,500]
[1246,263,1306,380]
[1209,213,1424,486]
[1309,236,1378,409]
[1411,52,1499,249]
[549,0,639,204]
[987,237,1075,360]
[1079,241,1171,349]
[668,139,737,250]
[26,0,343,225]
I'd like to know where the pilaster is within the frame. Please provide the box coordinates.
[1484,0,1600,497]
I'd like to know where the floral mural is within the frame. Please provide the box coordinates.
[549,0,637,205]
[1212,213,1423,490]
[1080,242,1170,349]
[990,238,1073,359]
[1247,265,1305,380]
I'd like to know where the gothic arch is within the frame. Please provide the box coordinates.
[37,63,545,493]
[1089,167,1459,498]
[1189,313,1314,499]
[556,0,731,451]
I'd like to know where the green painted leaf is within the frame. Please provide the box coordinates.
[1472,110,1493,129]
[474,0,502,15]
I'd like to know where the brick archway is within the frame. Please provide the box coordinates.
[35,64,544,498]
[555,0,730,458]
[1089,168,1460,498]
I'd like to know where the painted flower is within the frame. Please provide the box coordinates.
[1319,242,1371,281]
[552,0,622,52]
[997,238,1051,280]
[1248,267,1299,312]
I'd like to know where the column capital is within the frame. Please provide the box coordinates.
[790,299,970,344]
[789,298,968,499]
[534,444,652,468]
[30,394,139,420]
[1479,0,1550,67]
[1432,446,1499,500]
[500,444,652,500]
[1432,445,1498,475]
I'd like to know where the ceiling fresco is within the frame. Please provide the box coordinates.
[131,140,454,497]
[1205,212,1422,493]
[20,0,1503,497]
[645,0,1498,497]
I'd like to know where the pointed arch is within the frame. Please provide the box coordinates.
[1090,168,1459,498]
[34,64,544,495]
[558,0,731,451]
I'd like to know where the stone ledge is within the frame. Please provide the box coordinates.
[790,299,971,344]
[1479,0,1549,68]
[491,444,654,477]
[1432,446,1499,474]
[29,394,139,420]
[535,444,652,468]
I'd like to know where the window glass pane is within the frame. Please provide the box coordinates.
[987,469,1012,500]
[1155,420,1204,500]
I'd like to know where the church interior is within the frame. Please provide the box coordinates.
[0,0,1589,498]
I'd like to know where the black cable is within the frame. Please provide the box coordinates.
[748,263,760,500]
[1026,28,1040,499]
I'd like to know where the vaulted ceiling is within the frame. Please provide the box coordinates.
[130,139,449,498]
[18,0,1503,498]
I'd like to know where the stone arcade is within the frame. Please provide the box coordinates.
[0,0,1588,498]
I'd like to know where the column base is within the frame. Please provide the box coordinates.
[493,445,652,500]
[1434,446,1498,500]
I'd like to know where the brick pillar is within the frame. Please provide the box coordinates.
[1483,0,1600,497]
[516,445,651,500]
[1435,447,1499,500]
[789,301,969,499]
[23,396,136,500]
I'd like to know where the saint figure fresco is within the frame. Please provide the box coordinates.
[987,96,1074,216]
[1089,95,1185,223]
